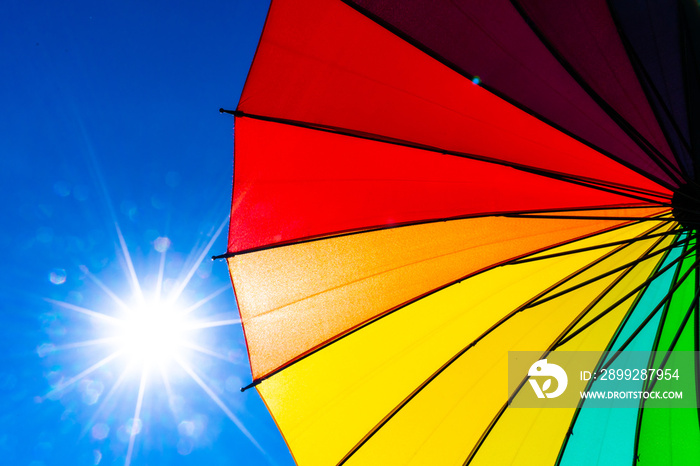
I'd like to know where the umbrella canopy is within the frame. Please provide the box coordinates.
[222,0,700,464]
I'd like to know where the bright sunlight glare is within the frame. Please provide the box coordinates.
[39,217,270,466]
[115,300,189,364]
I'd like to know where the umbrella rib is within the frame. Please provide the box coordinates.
[630,233,696,465]
[552,233,689,466]
[563,244,700,463]
[642,233,692,365]
[511,225,686,264]
[642,234,699,384]
[581,231,686,357]
[645,295,700,394]
[605,231,690,358]
[607,0,693,180]
[595,252,698,362]
[696,239,700,432]
[217,204,671,259]
[509,209,700,225]
[626,245,698,464]
[239,219,672,391]
[527,231,687,310]
[501,213,674,222]
[562,178,671,200]
[677,2,700,183]
[552,242,696,350]
[609,3,693,177]
[534,234,689,350]
[505,211,700,229]
[467,235,689,466]
[507,0,686,186]
[330,0,685,191]
[632,263,700,463]
[224,109,672,204]
[333,231,670,465]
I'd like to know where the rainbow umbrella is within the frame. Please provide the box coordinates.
[219,0,700,464]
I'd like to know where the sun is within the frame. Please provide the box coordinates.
[39,220,267,466]
[115,299,189,365]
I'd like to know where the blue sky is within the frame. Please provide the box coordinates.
[1,1,295,464]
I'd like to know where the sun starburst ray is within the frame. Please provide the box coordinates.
[79,264,132,313]
[157,362,179,419]
[115,222,144,304]
[167,217,228,304]
[174,356,266,455]
[180,341,235,362]
[182,285,230,315]
[80,365,133,438]
[44,298,125,325]
[185,318,241,330]
[124,366,148,466]
[50,337,119,352]
[43,350,125,400]
[155,246,167,301]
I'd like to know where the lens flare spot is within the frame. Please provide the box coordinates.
[49,269,67,285]
[177,438,194,456]
[53,181,71,197]
[126,418,142,435]
[154,237,171,253]
[82,380,104,405]
[91,423,110,440]
[178,420,195,437]
[37,343,56,358]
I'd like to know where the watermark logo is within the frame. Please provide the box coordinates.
[528,359,568,398]
[509,351,694,408]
